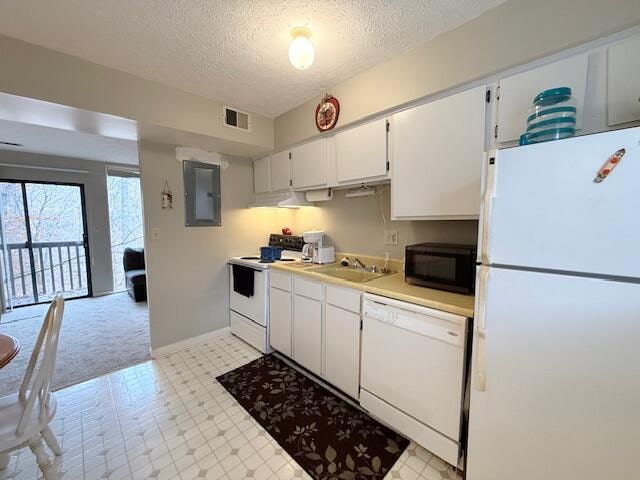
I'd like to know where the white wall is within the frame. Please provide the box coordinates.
[274,0,640,148]
[0,34,274,155]
[0,150,116,295]
[283,189,478,260]
[138,141,286,350]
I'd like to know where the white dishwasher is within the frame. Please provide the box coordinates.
[360,293,469,467]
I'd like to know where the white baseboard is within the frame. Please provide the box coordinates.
[151,326,231,358]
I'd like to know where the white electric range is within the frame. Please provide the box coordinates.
[228,234,305,353]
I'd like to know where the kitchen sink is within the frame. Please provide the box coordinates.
[310,265,395,283]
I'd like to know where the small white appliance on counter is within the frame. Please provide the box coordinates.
[228,234,304,353]
[360,294,470,467]
[467,127,640,479]
[302,230,335,264]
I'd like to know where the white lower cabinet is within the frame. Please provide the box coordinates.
[324,304,361,399]
[269,272,362,399]
[292,294,322,376]
[269,286,292,356]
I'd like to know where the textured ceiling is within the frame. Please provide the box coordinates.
[0,0,506,117]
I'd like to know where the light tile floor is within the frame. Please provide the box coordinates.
[0,333,462,480]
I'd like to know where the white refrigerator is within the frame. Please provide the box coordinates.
[466,127,640,480]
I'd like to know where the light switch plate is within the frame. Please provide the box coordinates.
[384,230,398,245]
[151,228,160,240]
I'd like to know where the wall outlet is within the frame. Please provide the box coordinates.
[384,230,398,245]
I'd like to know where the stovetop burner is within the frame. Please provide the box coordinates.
[240,256,260,260]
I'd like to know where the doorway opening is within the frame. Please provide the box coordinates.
[0,93,152,398]
[107,169,144,292]
[0,180,91,308]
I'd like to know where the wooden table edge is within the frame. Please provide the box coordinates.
[0,333,21,369]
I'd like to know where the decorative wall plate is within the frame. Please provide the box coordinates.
[315,94,340,132]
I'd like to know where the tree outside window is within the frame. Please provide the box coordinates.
[107,175,144,292]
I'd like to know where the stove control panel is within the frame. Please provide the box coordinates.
[269,234,305,252]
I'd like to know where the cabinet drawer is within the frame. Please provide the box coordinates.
[294,275,323,300]
[326,285,361,313]
[270,271,291,291]
[230,311,267,354]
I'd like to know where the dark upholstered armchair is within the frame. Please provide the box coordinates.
[123,248,147,302]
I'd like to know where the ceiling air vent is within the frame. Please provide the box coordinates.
[0,141,23,147]
[223,106,251,132]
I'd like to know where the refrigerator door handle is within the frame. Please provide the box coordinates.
[473,266,490,391]
[479,197,494,264]
[478,152,497,264]
[475,331,487,392]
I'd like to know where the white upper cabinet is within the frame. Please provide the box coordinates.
[253,156,270,194]
[391,85,486,220]
[608,36,640,126]
[495,54,589,143]
[269,150,291,192]
[336,118,388,183]
[291,138,327,190]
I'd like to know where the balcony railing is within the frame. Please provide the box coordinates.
[1,241,88,306]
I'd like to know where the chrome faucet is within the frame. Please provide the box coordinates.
[351,257,366,270]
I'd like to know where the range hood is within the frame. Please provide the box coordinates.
[248,191,314,208]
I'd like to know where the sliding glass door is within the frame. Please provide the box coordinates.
[0,180,92,307]
[0,182,31,307]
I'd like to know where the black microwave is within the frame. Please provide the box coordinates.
[405,243,477,294]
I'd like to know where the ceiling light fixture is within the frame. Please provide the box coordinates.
[288,27,315,70]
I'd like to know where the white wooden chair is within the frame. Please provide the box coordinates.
[0,295,64,480]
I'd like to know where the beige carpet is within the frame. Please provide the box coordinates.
[0,292,150,397]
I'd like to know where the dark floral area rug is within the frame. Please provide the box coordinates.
[216,354,409,480]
